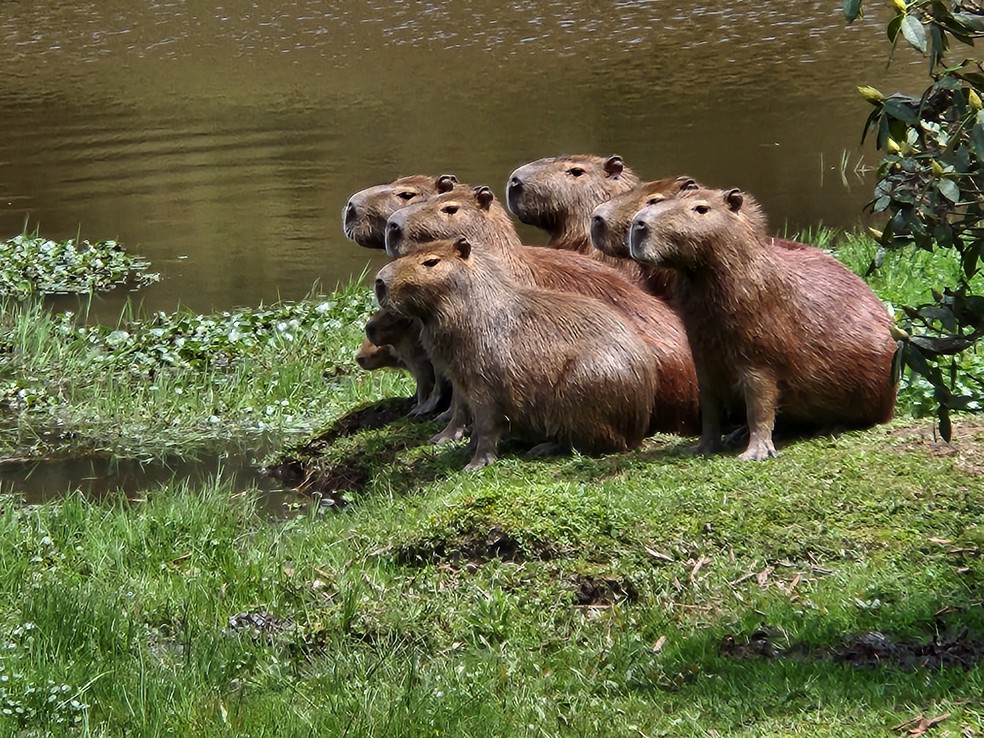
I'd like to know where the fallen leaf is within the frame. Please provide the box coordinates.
[645,547,674,563]
[690,556,710,581]
[928,537,952,544]
[757,566,774,587]
[653,635,667,653]
[896,712,951,736]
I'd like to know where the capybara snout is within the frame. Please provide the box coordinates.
[374,277,388,306]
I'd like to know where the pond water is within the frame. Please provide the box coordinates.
[1,1,925,318]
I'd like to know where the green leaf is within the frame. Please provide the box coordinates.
[887,14,903,42]
[952,11,984,33]
[883,96,919,124]
[937,178,960,203]
[937,404,952,443]
[843,0,862,23]
[901,15,928,53]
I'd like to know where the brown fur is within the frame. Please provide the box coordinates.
[590,177,703,298]
[385,186,701,435]
[343,174,458,249]
[374,237,657,469]
[505,154,648,283]
[628,187,897,460]
[355,337,405,371]
[362,309,439,415]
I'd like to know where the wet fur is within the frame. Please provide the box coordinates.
[375,239,657,469]
[628,188,897,460]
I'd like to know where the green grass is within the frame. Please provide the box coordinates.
[0,229,982,736]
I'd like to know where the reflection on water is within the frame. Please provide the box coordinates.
[0,1,924,320]
[0,449,308,520]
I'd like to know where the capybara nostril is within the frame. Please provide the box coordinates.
[508,176,523,192]
[356,355,369,369]
[344,200,357,223]
[374,278,387,304]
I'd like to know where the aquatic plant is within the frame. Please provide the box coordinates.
[0,231,159,299]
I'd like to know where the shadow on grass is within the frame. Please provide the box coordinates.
[265,396,474,505]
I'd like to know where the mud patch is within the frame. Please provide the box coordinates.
[572,574,639,606]
[720,626,984,670]
[396,526,533,566]
[294,397,415,451]
[264,397,420,506]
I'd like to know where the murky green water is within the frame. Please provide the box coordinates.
[1,1,923,317]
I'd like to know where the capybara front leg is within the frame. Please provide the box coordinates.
[464,413,503,471]
[690,374,723,455]
[738,368,779,461]
[430,391,470,445]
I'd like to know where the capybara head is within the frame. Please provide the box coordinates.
[355,338,403,370]
[629,188,767,270]
[385,186,518,257]
[375,237,475,319]
[342,174,458,249]
[590,177,700,258]
[505,155,640,233]
[364,308,415,348]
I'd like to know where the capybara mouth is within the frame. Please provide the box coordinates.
[355,355,370,369]
[506,177,524,215]
[628,219,649,261]
[374,277,388,306]
[590,214,608,250]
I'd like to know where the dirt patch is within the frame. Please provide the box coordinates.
[297,397,415,451]
[225,610,294,643]
[720,626,984,670]
[396,526,533,566]
[885,416,984,476]
[572,574,639,606]
[264,397,420,506]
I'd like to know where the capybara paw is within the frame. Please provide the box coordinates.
[464,451,497,471]
[526,441,564,459]
[687,439,721,456]
[738,441,778,461]
[414,397,440,416]
[430,427,466,446]
[433,408,453,424]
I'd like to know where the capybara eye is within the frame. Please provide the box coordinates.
[422,257,441,267]
[693,204,710,214]
[568,167,585,177]
[441,205,459,215]
[397,191,417,201]
[646,197,664,206]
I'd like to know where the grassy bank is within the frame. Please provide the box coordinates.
[0,230,982,736]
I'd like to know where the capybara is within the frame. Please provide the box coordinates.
[385,185,701,436]
[374,237,658,470]
[362,309,440,416]
[355,338,405,371]
[628,187,897,460]
[505,154,651,284]
[343,174,459,249]
[589,176,702,297]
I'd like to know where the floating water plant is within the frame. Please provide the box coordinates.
[0,231,159,299]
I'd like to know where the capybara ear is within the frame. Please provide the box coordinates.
[474,186,495,210]
[437,174,458,193]
[676,177,699,191]
[724,188,744,212]
[603,155,624,178]
[452,236,472,260]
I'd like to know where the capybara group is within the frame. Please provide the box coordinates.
[375,237,658,470]
[385,184,701,436]
[343,174,458,249]
[340,154,898,468]
[629,187,897,460]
